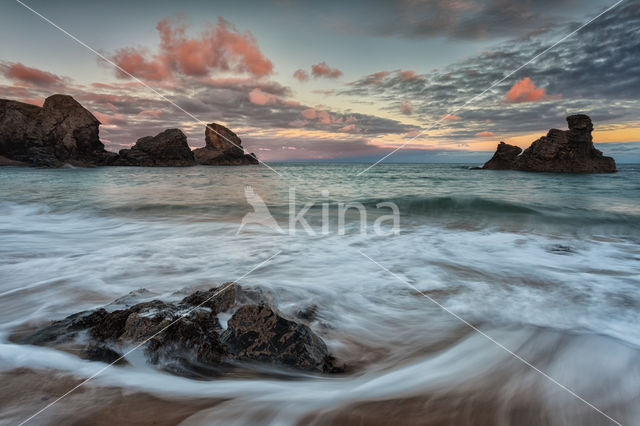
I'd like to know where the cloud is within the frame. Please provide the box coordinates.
[399,99,413,115]
[324,0,608,40]
[442,114,461,121]
[110,48,170,81]
[312,89,336,95]
[93,111,128,126]
[248,88,279,105]
[505,77,548,103]
[340,2,640,142]
[301,108,317,119]
[293,69,309,82]
[311,61,343,79]
[475,131,496,137]
[1,62,63,86]
[110,16,273,81]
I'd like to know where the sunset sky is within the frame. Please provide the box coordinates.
[1,0,639,162]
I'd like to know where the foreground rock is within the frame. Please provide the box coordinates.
[16,284,338,377]
[193,123,259,165]
[0,95,115,167]
[114,129,195,167]
[482,115,616,173]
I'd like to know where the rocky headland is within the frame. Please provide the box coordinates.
[482,115,616,173]
[14,284,340,377]
[0,94,258,168]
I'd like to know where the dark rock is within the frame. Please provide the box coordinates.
[0,95,115,167]
[114,129,195,167]
[85,343,127,365]
[482,115,616,173]
[0,94,260,168]
[482,142,522,170]
[193,123,259,166]
[221,304,334,373]
[16,284,338,376]
[296,304,318,321]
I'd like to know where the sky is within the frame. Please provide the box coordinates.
[1,0,639,162]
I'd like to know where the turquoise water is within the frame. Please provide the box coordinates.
[1,163,639,424]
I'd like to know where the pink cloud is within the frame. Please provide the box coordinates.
[111,17,273,81]
[301,108,317,119]
[111,48,170,81]
[317,110,331,124]
[366,71,391,85]
[93,111,127,126]
[2,63,63,86]
[293,69,309,82]
[138,109,164,117]
[505,77,547,103]
[339,124,359,132]
[399,99,413,115]
[442,113,461,121]
[248,88,279,105]
[311,61,342,79]
[475,131,496,137]
[21,98,44,107]
[396,70,424,81]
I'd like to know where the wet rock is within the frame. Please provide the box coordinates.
[296,304,318,322]
[193,123,259,166]
[482,115,616,173]
[0,95,114,167]
[16,285,338,376]
[85,344,127,365]
[221,304,334,372]
[114,129,195,167]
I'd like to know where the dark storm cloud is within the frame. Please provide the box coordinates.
[341,2,640,140]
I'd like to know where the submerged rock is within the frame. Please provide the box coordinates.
[114,129,195,167]
[16,284,338,376]
[0,95,114,167]
[193,123,259,166]
[482,115,616,173]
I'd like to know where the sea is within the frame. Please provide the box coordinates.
[0,163,639,425]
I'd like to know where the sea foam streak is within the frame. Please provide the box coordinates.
[1,164,639,424]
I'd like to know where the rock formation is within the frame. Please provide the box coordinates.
[0,94,260,168]
[193,123,259,165]
[0,94,115,167]
[15,284,339,377]
[114,129,196,167]
[482,115,616,173]
[482,142,523,170]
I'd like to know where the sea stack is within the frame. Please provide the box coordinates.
[0,94,115,167]
[193,123,259,165]
[114,128,196,167]
[482,115,616,173]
